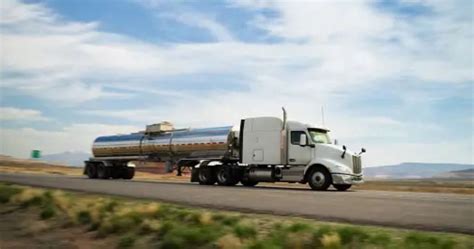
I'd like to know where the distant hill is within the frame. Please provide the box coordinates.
[434,168,474,179]
[41,151,91,167]
[364,163,474,179]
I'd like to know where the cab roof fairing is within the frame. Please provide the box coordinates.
[286,120,330,132]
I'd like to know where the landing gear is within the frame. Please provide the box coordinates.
[308,167,331,191]
[333,184,351,191]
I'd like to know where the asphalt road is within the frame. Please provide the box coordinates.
[1,173,473,234]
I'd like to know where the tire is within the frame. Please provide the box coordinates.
[123,167,135,180]
[97,165,110,179]
[307,167,331,191]
[216,166,238,186]
[111,167,122,179]
[198,167,216,185]
[334,184,352,191]
[86,164,97,179]
[240,179,258,187]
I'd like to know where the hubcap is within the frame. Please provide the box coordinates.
[311,172,325,187]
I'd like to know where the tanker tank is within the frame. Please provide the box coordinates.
[91,126,238,161]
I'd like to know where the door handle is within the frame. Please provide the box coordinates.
[289,158,296,162]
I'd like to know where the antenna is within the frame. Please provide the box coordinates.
[321,106,325,127]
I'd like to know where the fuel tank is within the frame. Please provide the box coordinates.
[92,126,238,160]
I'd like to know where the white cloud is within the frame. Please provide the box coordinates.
[0,0,472,166]
[161,12,234,42]
[0,107,49,121]
[0,123,140,158]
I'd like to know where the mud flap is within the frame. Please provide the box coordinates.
[191,167,200,182]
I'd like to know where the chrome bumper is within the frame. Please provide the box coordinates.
[332,173,364,185]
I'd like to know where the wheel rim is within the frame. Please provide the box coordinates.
[311,172,326,187]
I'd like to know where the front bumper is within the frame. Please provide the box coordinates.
[332,173,364,185]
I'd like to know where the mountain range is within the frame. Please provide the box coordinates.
[41,151,91,167]
[363,162,474,179]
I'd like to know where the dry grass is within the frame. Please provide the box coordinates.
[1,183,473,249]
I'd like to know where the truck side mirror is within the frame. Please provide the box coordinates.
[299,134,307,146]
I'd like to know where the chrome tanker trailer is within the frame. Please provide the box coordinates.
[84,110,365,191]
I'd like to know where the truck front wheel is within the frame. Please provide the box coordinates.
[334,184,351,191]
[308,168,331,191]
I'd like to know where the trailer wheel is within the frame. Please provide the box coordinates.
[86,164,97,179]
[198,167,216,185]
[240,179,258,187]
[216,166,237,186]
[111,167,122,179]
[123,167,135,180]
[97,165,110,179]
[308,167,331,191]
[333,184,351,191]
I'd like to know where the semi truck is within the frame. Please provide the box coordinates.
[84,109,365,191]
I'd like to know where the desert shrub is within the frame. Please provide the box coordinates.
[368,233,392,245]
[199,212,213,225]
[101,200,118,212]
[216,234,242,249]
[139,220,161,234]
[77,210,92,224]
[287,222,312,233]
[336,227,370,244]
[118,234,136,249]
[159,225,222,249]
[247,239,282,249]
[11,189,44,207]
[404,232,455,249]
[320,233,342,249]
[0,185,22,203]
[233,223,257,239]
[40,204,56,219]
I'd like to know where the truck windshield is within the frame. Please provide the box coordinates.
[308,129,331,144]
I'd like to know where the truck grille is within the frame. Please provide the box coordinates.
[352,155,362,174]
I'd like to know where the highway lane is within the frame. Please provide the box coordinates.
[0,173,473,234]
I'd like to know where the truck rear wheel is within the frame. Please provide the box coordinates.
[86,164,97,179]
[308,167,331,191]
[198,167,216,185]
[97,165,110,179]
[123,167,135,180]
[334,184,351,191]
[216,166,238,186]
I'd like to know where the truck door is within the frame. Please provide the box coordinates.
[287,130,312,165]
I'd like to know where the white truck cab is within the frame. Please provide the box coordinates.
[240,116,364,191]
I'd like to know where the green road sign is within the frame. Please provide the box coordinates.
[31,150,41,159]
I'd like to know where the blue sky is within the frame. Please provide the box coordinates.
[0,0,472,166]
